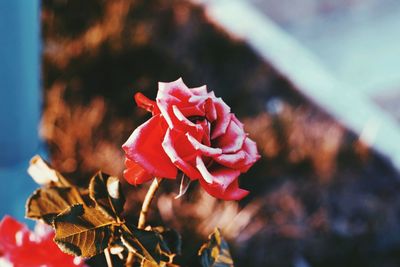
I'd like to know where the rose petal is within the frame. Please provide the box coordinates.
[172,105,196,128]
[213,138,260,172]
[190,85,208,96]
[177,105,205,119]
[158,78,191,98]
[134,92,160,115]
[157,78,193,128]
[231,113,244,128]
[171,104,207,139]
[122,115,177,178]
[239,138,261,172]
[198,162,241,191]
[211,98,231,139]
[213,150,247,168]
[199,120,212,147]
[212,168,241,191]
[199,178,249,200]
[157,78,207,131]
[204,98,217,122]
[186,133,222,157]
[195,156,214,184]
[162,128,201,180]
[215,114,246,153]
[123,158,153,185]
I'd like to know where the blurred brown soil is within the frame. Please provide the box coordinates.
[41,1,400,266]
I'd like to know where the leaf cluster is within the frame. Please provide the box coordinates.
[26,156,179,266]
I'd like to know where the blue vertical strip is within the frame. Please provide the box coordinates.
[0,1,41,166]
[0,1,41,222]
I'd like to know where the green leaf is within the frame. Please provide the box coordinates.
[53,203,117,258]
[89,172,125,219]
[26,186,84,224]
[199,229,234,267]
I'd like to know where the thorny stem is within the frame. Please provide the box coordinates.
[126,177,163,266]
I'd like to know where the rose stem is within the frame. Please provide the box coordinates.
[104,248,114,267]
[126,177,163,266]
[138,177,162,229]
[125,252,135,267]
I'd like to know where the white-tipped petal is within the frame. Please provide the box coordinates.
[196,156,214,184]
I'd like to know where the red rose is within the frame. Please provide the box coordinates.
[0,215,85,267]
[122,78,260,200]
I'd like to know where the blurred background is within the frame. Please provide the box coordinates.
[1,0,400,266]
